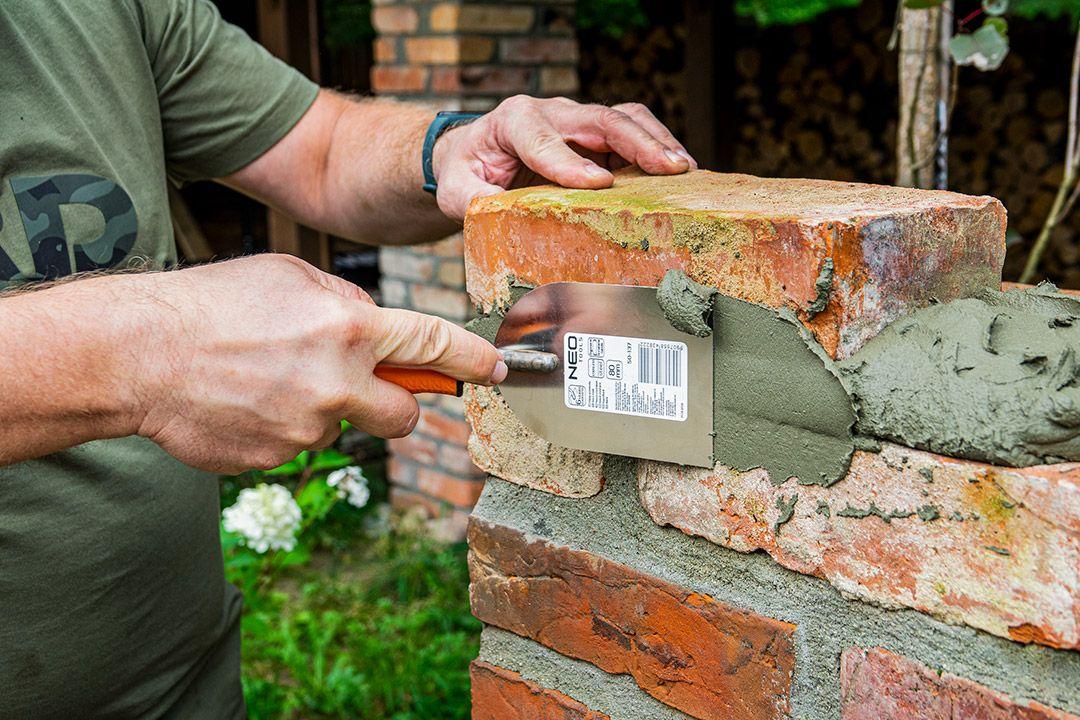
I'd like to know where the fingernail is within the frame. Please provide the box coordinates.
[665,149,688,167]
[677,149,698,169]
[490,360,508,385]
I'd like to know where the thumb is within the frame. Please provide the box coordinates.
[371,306,506,385]
[436,166,504,221]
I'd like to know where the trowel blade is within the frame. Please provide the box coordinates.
[494,282,715,468]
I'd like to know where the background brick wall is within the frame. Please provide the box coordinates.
[371,0,579,539]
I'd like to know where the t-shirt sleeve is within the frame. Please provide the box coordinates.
[138,0,319,182]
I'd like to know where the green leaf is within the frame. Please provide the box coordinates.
[982,0,1010,15]
[983,16,1009,34]
[904,0,946,7]
[262,451,311,477]
[735,0,861,24]
[949,24,1010,71]
[310,449,355,472]
[297,479,338,523]
[1009,0,1080,23]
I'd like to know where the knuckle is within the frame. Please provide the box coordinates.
[418,319,454,363]
[501,94,532,112]
[598,108,631,130]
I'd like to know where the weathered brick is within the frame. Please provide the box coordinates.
[417,467,484,507]
[410,282,472,320]
[371,65,429,93]
[471,661,610,720]
[840,647,1078,719]
[431,4,536,33]
[500,37,579,64]
[379,246,437,282]
[464,384,605,497]
[464,169,1006,359]
[436,258,467,288]
[386,454,417,487]
[373,37,397,64]
[468,518,796,720]
[638,444,1080,650]
[379,276,408,308]
[372,5,418,34]
[430,66,462,94]
[437,440,483,478]
[416,409,471,445]
[390,487,471,541]
[405,37,494,65]
[538,66,579,96]
[458,66,535,94]
[387,433,438,466]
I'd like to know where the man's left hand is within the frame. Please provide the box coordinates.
[431,96,697,220]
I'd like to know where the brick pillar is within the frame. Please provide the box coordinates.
[462,171,1080,719]
[371,0,580,540]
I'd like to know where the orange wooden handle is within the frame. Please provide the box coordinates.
[374,365,463,396]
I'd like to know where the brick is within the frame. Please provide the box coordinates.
[371,65,429,93]
[373,37,397,64]
[427,232,464,257]
[372,5,418,34]
[378,276,408,308]
[436,258,467,288]
[470,661,610,720]
[390,486,470,541]
[416,409,471,444]
[463,169,1006,360]
[417,467,484,507]
[387,434,438,466]
[379,247,436,282]
[469,519,796,720]
[537,4,575,34]
[409,283,472,320]
[387,455,417,487]
[840,647,1077,719]
[431,4,536,34]
[437,441,484,478]
[430,67,462,94]
[538,66,579,96]
[464,384,605,497]
[458,66,535,94]
[638,443,1080,649]
[499,38,579,64]
[404,37,494,65]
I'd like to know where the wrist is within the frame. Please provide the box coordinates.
[423,111,484,196]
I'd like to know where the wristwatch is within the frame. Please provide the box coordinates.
[422,111,484,196]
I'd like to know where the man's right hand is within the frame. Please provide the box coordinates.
[127,254,503,474]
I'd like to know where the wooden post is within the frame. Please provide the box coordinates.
[897,2,952,189]
[256,0,332,269]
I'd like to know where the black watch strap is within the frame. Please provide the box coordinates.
[422,111,484,196]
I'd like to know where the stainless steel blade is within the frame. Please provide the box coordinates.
[494,282,714,468]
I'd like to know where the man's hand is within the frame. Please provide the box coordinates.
[431,96,697,220]
[131,255,504,473]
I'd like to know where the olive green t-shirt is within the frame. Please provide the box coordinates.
[0,2,317,717]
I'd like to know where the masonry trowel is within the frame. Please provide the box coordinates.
[376,281,716,467]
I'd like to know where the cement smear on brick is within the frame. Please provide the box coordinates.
[712,292,856,485]
[839,283,1080,466]
[472,460,1080,718]
[479,628,694,720]
[655,269,716,337]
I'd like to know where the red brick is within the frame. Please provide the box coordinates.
[417,467,484,507]
[638,444,1080,650]
[500,38,579,64]
[374,37,397,64]
[432,4,536,33]
[372,5,418,34]
[387,434,438,466]
[459,66,535,94]
[471,661,610,720]
[468,519,796,720]
[437,258,467,288]
[379,247,436,282]
[539,66,579,96]
[464,169,1005,360]
[371,65,429,93]
[386,454,417,487]
[840,647,1077,720]
[438,441,483,477]
[416,410,472,445]
[405,37,494,65]
[431,67,462,94]
[409,282,472,320]
[427,232,464,257]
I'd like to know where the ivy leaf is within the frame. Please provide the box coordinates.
[904,0,946,8]
[949,23,1010,71]
[982,0,1009,15]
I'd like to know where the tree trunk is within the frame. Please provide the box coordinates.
[897,2,952,189]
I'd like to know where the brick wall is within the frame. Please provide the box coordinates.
[461,170,1080,718]
[371,0,579,539]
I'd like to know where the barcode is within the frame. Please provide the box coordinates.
[638,343,683,386]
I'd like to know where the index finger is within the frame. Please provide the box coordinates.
[370,306,507,385]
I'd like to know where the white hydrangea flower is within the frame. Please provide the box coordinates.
[222,483,302,553]
[327,466,371,509]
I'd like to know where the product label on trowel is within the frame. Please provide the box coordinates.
[562,332,688,421]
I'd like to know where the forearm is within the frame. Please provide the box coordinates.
[227,91,457,245]
[0,276,153,465]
